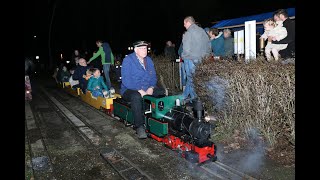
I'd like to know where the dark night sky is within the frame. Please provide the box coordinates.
[24,0,296,63]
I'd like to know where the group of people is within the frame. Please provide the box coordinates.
[53,40,115,99]
[49,9,295,140]
[72,58,113,98]
[119,16,212,138]
[178,9,295,105]
[207,28,235,59]
[176,21,236,96]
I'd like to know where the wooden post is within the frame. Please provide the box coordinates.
[179,61,182,90]
[172,61,175,89]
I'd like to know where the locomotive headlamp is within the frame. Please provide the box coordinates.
[204,116,216,122]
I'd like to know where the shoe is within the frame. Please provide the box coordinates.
[136,126,147,139]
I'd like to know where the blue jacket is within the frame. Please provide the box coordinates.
[87,76,109,92]
[120,52,157,95]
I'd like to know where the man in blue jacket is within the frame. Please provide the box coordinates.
[121,40,165,139]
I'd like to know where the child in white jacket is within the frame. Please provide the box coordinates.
[260,18,288,61]
[68,68,79,89]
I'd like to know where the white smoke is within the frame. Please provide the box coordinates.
[206,76,229,111]
[238,128,266,173]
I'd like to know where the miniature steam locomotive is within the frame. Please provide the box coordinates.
[61,82,217,163]
[113,95,217,163]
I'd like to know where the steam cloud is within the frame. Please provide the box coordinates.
[206,76,229,111]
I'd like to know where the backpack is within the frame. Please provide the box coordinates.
[102,42,114,64]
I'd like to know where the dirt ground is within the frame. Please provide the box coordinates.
[215,129,295,179]
[219,129,295,167]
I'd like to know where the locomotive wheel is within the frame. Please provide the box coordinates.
[146,132,151,138]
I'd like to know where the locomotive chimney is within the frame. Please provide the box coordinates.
[192,98,203,122]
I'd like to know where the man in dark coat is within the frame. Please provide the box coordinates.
[270,9,295,59]
[72,58,92,93]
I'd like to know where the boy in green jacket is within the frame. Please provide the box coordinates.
[87,68,109,98]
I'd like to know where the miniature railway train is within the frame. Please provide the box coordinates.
[59,82,217,163]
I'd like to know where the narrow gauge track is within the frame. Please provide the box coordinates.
[40,86,152,180]
[199,161,258,180]
[41,86,258,180]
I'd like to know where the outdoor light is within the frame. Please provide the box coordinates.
[128,47,130,50]
[66,61,70,64]
[36,56,39,59]
[61,53,63,59]
[148,47,151,50]
[34,35,36,38]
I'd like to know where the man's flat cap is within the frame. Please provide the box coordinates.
[133,40,149,48]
